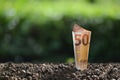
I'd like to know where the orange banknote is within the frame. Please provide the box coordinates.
[72,24,91,70]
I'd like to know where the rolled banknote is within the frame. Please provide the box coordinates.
[72,24,91,70]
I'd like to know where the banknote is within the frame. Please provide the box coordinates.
[72,24,91,70]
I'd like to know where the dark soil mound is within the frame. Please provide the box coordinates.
[0,63,120,80]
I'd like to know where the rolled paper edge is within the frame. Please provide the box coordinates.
[72,31,78,69]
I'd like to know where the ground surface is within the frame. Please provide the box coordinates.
[0,63,119,80]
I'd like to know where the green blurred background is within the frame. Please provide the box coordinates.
[0,0,120,63]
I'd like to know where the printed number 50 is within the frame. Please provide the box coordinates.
[75,34,89,46]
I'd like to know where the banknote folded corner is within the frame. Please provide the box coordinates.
[73,24,91,33]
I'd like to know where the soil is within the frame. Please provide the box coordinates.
[0,63,119,80]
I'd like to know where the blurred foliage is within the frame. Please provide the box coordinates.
[0,0,120,63]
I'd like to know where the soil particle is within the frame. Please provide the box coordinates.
[0,63,119,80]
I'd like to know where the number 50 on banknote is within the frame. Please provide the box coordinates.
[72,24,91,70]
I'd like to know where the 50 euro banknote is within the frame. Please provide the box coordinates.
[72,24,91,70]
